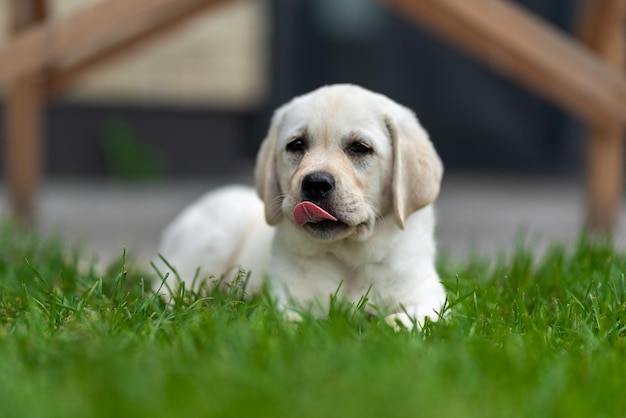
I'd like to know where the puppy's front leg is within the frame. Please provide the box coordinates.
[268,249,346,318]
[384,278,447,332]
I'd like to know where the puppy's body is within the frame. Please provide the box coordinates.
[159,185,273,291]
[159,85,446,327]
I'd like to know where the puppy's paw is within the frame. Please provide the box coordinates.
[384,312,416,332]
[385,305,443,332]
[283,310,304,323]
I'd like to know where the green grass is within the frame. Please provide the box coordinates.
[1,222,625,418]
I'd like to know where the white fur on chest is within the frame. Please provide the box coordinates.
[268,205,439,310]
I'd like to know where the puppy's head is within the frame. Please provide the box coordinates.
[255,84,442,241]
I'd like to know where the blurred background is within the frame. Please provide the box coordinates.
[0,0,623,267]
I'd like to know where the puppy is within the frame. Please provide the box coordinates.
[158,84,446,329]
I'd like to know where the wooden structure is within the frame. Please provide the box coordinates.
[1,0,625,233]
[1,0,235,222]
[381,0,626,233]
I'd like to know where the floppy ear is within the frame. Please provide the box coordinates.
[255,108,284,225]
[385,107,443,229]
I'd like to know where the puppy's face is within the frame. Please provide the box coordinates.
[256,85,443,242]
[275,91,392,241]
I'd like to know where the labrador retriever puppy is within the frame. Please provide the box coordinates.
[158,84,446,329]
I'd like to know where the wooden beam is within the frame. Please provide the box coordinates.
[380,0,626,127]
[580,0,626,233]
[3,0,47,225]
[0,0,238,87]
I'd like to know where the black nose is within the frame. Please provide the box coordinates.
[302,172,335,201]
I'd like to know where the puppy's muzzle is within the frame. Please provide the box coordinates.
[302,172,335,202]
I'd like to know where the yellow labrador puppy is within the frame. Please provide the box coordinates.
[159,84,446,329]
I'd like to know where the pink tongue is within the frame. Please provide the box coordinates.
[294,201,337,226]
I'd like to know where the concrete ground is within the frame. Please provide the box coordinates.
[3,173,625,270]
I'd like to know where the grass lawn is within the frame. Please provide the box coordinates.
[1,222,625,418]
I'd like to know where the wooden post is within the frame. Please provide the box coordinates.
[579,0,626,234]
[4,75,42,225]
[3,0,47,225]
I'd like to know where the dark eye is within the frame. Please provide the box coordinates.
[347,142,373,155]
[286,138,306,153]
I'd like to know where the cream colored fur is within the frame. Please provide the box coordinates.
[158,84,446,329]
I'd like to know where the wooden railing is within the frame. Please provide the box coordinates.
[1,0,625,234]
